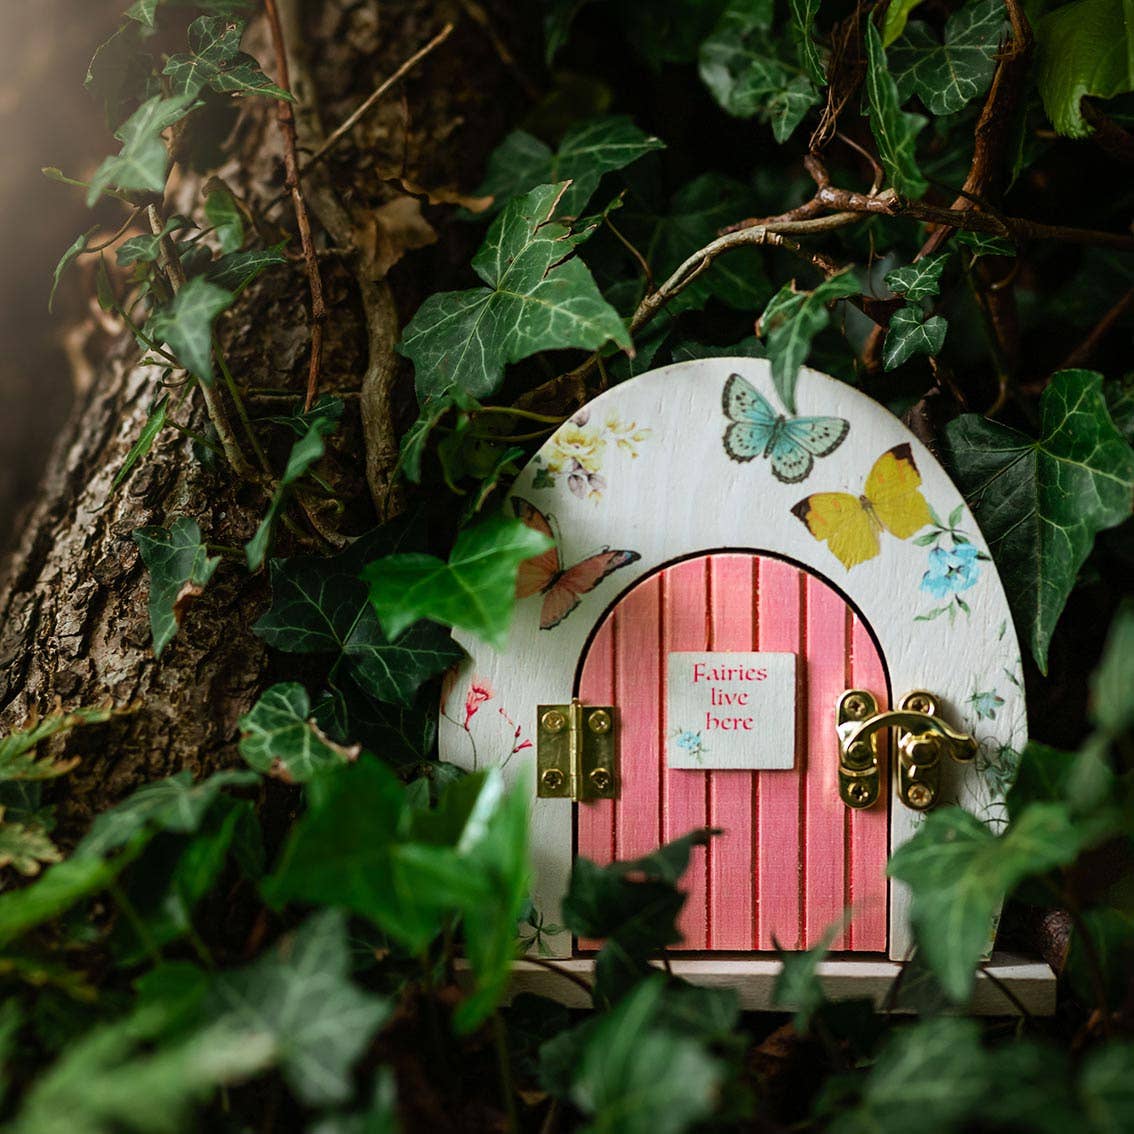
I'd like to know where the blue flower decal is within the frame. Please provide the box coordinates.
[673,729,708,762]
[968,689,1005,721]
[920,543,981,599]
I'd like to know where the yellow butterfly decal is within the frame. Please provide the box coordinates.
[791,443,932,569]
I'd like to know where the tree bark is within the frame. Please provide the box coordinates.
[0,0,530,839]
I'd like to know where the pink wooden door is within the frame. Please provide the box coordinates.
[576,552,890,953]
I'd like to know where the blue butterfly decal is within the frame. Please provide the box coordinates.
[721,373,849,484]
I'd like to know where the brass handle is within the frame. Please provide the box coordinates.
[837,690,977,812]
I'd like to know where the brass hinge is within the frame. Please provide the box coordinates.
[537,699,618,802]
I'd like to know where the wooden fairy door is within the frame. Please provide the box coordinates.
[576,552,890,952]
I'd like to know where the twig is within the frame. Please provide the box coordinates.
[146,205,259,481]
[85,206,144,254]
[301,23,454,176]
[492,1012,519,1134]
[978,961,1035,1022]
[1059,286,1134,371]
[519,955,595,998]
[515,214,862,411]
[263,0,327,412]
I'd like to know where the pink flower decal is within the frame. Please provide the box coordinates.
[463,679,494,729]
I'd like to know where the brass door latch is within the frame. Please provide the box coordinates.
[837,689,977,812]
[537,699,619,802]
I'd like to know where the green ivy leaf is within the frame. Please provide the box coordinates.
[882,0,925,45]
[254,523,462,707]
[398,389,481,484]
[954,230,1017,258]
[789,0,826,84]
[884,251,950,300]
[883,306,947,370]
[205,910,389,1105]
[889,805,1096,1001]
[308,1069,398,1134]
[568,977,725,1134]
[145,277,234,383]
[944,370,1134,671]
[84,22,153,129]
[203,243,288,292]
[8,1009,274,1134]
[771,922,839,1032]
[112,396,169,492]
[246,414,339,571]
[400,183,630,403]
[475,116,664,218]
[1092,601,1134,735]
[361,513,553,648]
[204,183,244,253]
[132,517,220,657]
[87,93,198,206]
[49,228,99,313]
[1036,0,1134,138]
[127,0,252,28]
[77,769,257,858]
[621,173,773,313]
[757,268,859,412]
[889,0,1007,115]
[117,216,194,268]
[561,830,716,1004]
[827,1017,987,1134]
[238,683,360,782]
[863,22,927,199]
[165,16,292,100]
[698,0,821,142]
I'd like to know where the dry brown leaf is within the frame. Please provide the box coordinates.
[359,195,439,279]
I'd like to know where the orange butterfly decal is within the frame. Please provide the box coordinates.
[513,498,640,629]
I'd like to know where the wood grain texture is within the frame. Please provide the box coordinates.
[578,552,891,953]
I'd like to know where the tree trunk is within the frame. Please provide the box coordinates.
[0,0,529,840]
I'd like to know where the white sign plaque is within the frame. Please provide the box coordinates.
[666,652,797,770]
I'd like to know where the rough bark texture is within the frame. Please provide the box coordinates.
[0,0,531,840]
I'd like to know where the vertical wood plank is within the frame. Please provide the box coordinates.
[577,614,616,867]
[614,575,663,864]
[755,558,804,951]
[708,555,756,950]
[663,558,711,949]
[848,615,889,950]
[804,576,849,949]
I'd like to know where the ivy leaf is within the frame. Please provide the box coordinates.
[204,182,244,253]
[77,769,258,858]
[133,517,220,657]
[772,923,839,1032]
[889,805,1096,1001]
[203,244,288,293]
[117,216,195,268]
[205,910,390,1106]
[889,0,1007,115]
[145,277,234,383]
[0,814,62,878]
[954,230,1016,258]
[400,183,630,403]
[165,16,292,100]
[698,0,821,143]
[827,1017,987,1134]
[568,977,725,1134]
[87,93,198,205]
[863,22,927,199]
[1091,601,1134,735]
[254,523,461,707]
[883,306,947,370]
[84,22,154,129]
[127,0,252,28]
[756,269,859,412]
[246,414,338,571]
[238,683,360,782]
[944,370,1134,671]
[475,116,664,218]
[1036,0,1134,138]
[308,1070,398,1134]
[789,0,826,85]
[361,513,553,648]
[884,252,950,300]
[49,228,99,313]
[112,396,169,492]
[313,677,438,766]
[8,1010,274,1134]
[399,389,481,484]
[882,0,925,45]
[562,830,716,1004]
[620,173,773,313]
